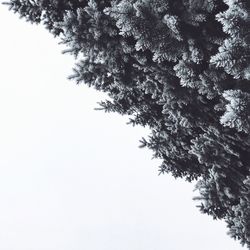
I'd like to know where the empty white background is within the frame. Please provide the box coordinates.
[0,4,245,250]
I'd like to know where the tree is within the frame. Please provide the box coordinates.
[4,0,250,247]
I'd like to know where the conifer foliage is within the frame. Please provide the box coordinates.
[4,0,250,247]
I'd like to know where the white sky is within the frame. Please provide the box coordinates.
[0,4,246,250]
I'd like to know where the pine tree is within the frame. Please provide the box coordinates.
[4,0,250,247]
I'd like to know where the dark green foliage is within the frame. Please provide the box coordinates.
[4,0,250,247]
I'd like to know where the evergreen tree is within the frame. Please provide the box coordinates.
[4,0,250,247]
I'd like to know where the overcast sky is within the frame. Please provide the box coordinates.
[0,4,246,250]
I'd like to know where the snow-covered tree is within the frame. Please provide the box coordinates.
[4,0,250,247]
